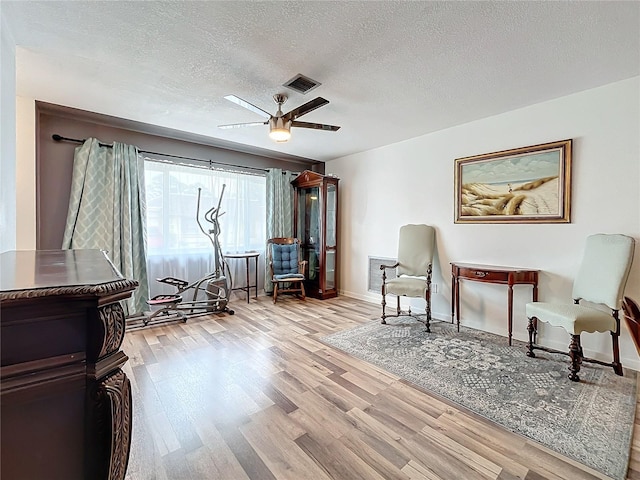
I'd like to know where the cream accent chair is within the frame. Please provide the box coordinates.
[380,224,436,331]
[526,234,635,382]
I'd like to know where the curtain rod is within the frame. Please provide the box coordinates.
[51,134,271,173]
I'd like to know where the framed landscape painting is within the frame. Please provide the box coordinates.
[454,139,572,223]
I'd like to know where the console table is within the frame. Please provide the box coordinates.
[224,252,260,303]
[1,249,138,480]
[451,262,539,345]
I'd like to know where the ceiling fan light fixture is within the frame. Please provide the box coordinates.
[269,117,292,142]
[220,93,340,141]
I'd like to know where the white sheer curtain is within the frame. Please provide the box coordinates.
[144,159,266,300]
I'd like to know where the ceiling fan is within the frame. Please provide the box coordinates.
[218,94,340,143]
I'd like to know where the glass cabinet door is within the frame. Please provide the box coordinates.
[325,183,337,291]
[297,186,320,291]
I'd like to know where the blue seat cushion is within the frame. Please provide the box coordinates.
[274,273,305,281]
[272,244,300,276]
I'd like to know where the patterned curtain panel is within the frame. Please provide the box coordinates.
[62,138,149,315]
[264,168,295,293]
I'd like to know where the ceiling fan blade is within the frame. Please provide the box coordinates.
[218,121,267,129]
[224,95,272,119]
[283,97,329,121]
[291,121,341,132]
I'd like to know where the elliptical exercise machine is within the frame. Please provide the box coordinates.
[144,185,235,326]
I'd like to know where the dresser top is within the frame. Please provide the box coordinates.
[0,249,138,299]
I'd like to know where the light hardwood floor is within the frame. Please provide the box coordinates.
[122,295,640,480]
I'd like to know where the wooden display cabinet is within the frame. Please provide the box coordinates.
[292,170,339,299]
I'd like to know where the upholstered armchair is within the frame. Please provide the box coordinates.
[380,224,436,331]
[267,237,307,304]
[526,234,635,381]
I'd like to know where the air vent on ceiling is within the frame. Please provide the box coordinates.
[283,74,321,94]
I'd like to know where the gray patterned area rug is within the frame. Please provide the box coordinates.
[322,318,637,479]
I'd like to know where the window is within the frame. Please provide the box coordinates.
[144,159,266,297]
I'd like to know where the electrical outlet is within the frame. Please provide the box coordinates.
[432,283,438,294]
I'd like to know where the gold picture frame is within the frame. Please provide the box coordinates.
[454,139,572,223]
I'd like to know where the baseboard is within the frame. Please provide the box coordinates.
[339,289,379,304]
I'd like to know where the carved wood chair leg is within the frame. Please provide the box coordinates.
[568,334,582,382]
[526,317,536,358]
[425,290,432,333]
[273,283,278,304]
[612,330,623,376]
[381,286,387,324]
[300,282,306,300]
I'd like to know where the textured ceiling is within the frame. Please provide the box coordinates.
[3,1,639,162]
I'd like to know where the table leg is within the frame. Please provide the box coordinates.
[508,284,514,346]
[245,258,250,303]
[532,280,538,342]
[454,275,461,332]
[254,256,259,299]
[451,273,455,325]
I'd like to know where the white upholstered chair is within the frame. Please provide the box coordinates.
[526,234,635,382]
[380,224,436,331]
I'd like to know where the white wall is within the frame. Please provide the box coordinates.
[327,77,640,370]
[1,13,17,252]
[16,95,36,249]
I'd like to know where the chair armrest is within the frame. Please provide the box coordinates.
[299,260,308,276]
[268,260,275,278]
[380,261,398,286]
[380,262,399,270]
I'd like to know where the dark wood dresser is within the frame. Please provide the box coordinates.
[0,249,138,480]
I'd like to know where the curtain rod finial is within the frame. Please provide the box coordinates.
[52,134,63,141]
